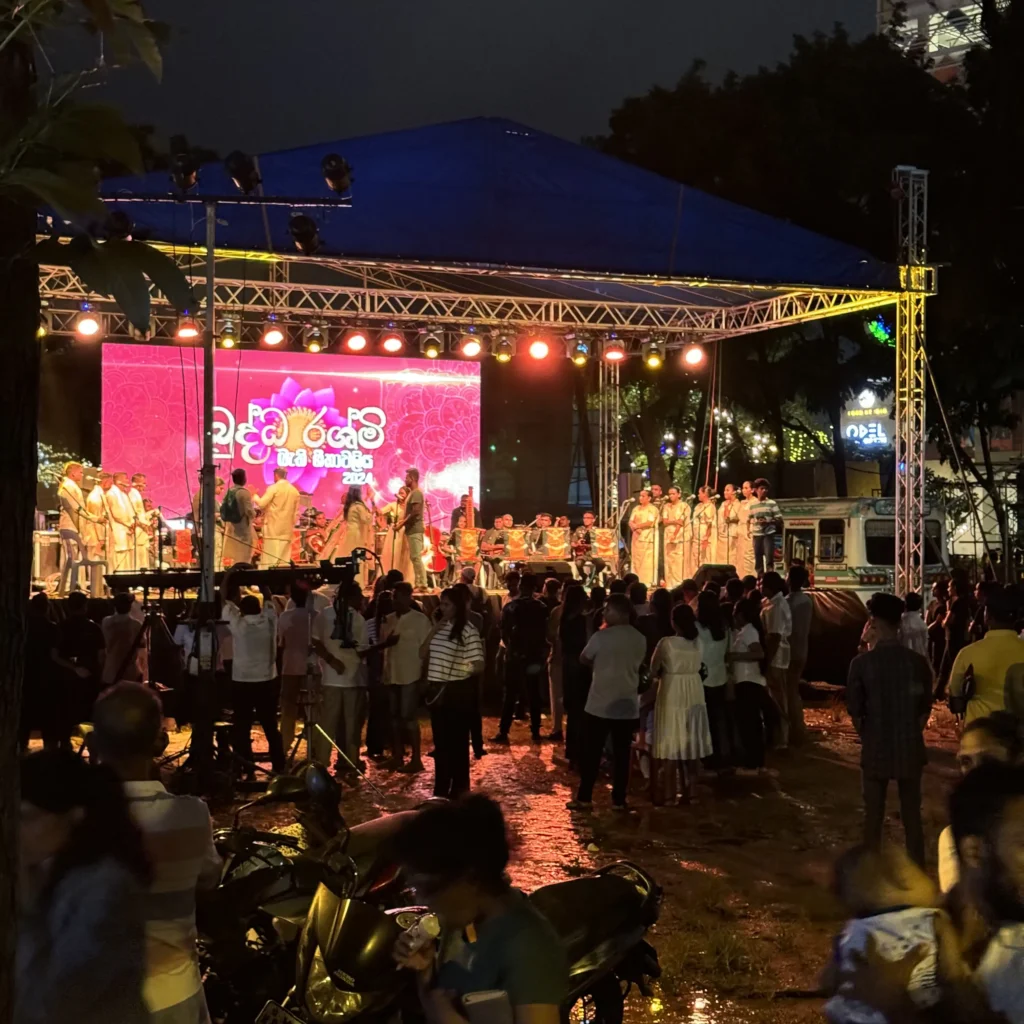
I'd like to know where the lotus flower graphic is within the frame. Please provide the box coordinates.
[246,376,347,492]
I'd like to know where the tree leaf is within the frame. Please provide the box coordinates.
[77,0,116,31]
[66,242,116,297]
[117,18,163,80]
[3,164,104,218]
[87,243,152,330]
[103,238,198,314]
[40,102,143,174]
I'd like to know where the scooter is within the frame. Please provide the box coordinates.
[260,861,662,1024]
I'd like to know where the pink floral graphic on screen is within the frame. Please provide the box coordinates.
[385,381,479,477]
[246,376,347,492]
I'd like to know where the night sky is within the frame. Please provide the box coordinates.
[105,0,873,153]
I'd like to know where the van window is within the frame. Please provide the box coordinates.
[819,519,845,562]
[865,520,943,566]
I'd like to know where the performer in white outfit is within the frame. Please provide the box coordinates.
[255,467,300,567]
[662,486,691,589]
[221,467,256,566]
[736,479,757,577]
[83,472,111,563]
[128,472,151,570]
[57,462,94,593]
[107,473,136,572]
[716,483,744,576]
[378,486,414,581]
[628,489,661,587]
[691,486,717,571]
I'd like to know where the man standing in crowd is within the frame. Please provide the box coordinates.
[950,588,1024,723]
[221,467,256,567]
[785,565,812,746]
[495,572,550,744]
[313,583,369,774]
[221,568,285,774]
[90,683,222,1024]
[761,571,793,749]
[55,590,105,742]
[256,467,301,567]
[128,472,151,571]
[101,591,144,687]
[378,581,432,772]
[401,467,428,593]
[276,580,319,754]
[747,477,782,575]
[567,593,647,813]
[846,593,933,866]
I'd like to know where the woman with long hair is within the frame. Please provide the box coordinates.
[334,484,373,586]
[560,584,592,768]
[696,590,731,769]
[17,749,152,1024]
[363,589,394,760]
[420,587,485,799]
[588,584,607,633]
[938,576,971,698]
[649,603,713,804]
[379,485,414,582]
[727,596,776,772]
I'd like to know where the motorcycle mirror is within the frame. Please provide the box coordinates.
[302,761,340,807]
[258,774,308,805]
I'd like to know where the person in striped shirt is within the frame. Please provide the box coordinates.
[91,683,222,1024]
[747,478,782,575]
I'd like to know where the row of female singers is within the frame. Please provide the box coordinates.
[628,481,767,588]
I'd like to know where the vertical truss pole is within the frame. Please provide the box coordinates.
[894,166,929,595]
[597,360,620,526]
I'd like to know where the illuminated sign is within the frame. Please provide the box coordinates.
[845,421,889,446]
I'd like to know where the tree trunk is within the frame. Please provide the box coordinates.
[0,32,38,1023]
[827,398,849,497]
[978,423,1010,581]
[636,411,671,492]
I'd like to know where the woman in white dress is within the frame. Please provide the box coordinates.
[691,485,717,571]
[717,483,744,576]
[661,486,691,589]
[650,602,713,804]
[736,479,757,578]
[379,486,414,582]
[337,485,374,587]
[628,489,660,587]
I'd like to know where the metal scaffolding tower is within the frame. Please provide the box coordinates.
[597,360,620,526]
[894,166,933,595]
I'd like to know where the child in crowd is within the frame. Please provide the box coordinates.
[822,844,941,1023]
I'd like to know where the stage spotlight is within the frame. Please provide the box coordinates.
[74,303,102,340]
[37,310,52,339]
[170,150,199,193]
[176,312,200,341]
[104,210,133,241]
[682,343,706,368]
[322,153,353,194]
[225,150,261,194]
[494,336,514,363]
[343,329,368,353]
[459,332,484,358]
[419,329,443,359]
[303,321,326,354]
[603,335,626,362]
[218,318,238,349]
[289,214,320,255]
[570,338,590,366]
[527,337,550,360]
[261,314,285,347]
[642,337,665,369]
[380,327,405,354]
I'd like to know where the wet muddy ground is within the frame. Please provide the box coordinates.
[207,698,962,1024]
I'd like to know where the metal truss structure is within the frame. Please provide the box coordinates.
[894,166,932,596]
[597,359,621,526]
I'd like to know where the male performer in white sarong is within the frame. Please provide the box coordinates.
[128,472,151,570]
[107,473,136,573]
[255,467,300,567]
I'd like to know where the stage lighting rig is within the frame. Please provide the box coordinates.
[459,329,484,358]
[567,333,590,366]
[494,335,514,363]
[322,153,353,194]
[74,302,102,340]
[303,320,326,353]
[380,325,405,354]
[527,337,550,360]
[37,309,52,339]
[225,150,261,194]
[682,343,706,368]
[419,329,443,359]
[218,318,238,349]
[343,329,368,352]
[603,334,626,362]
[176,312,200,341]
[642,337,665,369]
[261,314,285,346]
[289,214,320,254]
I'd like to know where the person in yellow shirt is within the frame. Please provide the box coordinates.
[949,589,1024,724]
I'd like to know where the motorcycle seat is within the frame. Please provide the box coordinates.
[345,811,419,888]
[528,874,644,966]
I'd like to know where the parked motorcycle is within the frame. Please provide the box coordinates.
[260,861,662,1024]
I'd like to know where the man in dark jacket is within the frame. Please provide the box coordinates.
[847,592,933,866]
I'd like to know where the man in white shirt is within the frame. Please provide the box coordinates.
[90,683,221,1024]
[312,584,369,774]
[377,581,432,773]
[785,564,813,746]
[761,571,793,749]
[57,461,95,594]
[221,568,285,774]
[567,594,647,813]
[83,472,111,566]
[108,472,136,573]
[255,467,301,567]
[101,591,144,687]
[128,472,151,570]
[277,580,320,754]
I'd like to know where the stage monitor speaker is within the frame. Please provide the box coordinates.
[694,563,738,590]
[520,560,575,581]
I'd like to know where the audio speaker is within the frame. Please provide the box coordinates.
[694,563,738,589]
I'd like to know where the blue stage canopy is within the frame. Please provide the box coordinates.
[101,117,895,291]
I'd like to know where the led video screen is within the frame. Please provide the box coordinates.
[101,343,481,523]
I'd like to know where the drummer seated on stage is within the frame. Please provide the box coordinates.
[529,513,553,556]
[479,515,507,586]
[571,510,607,581]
